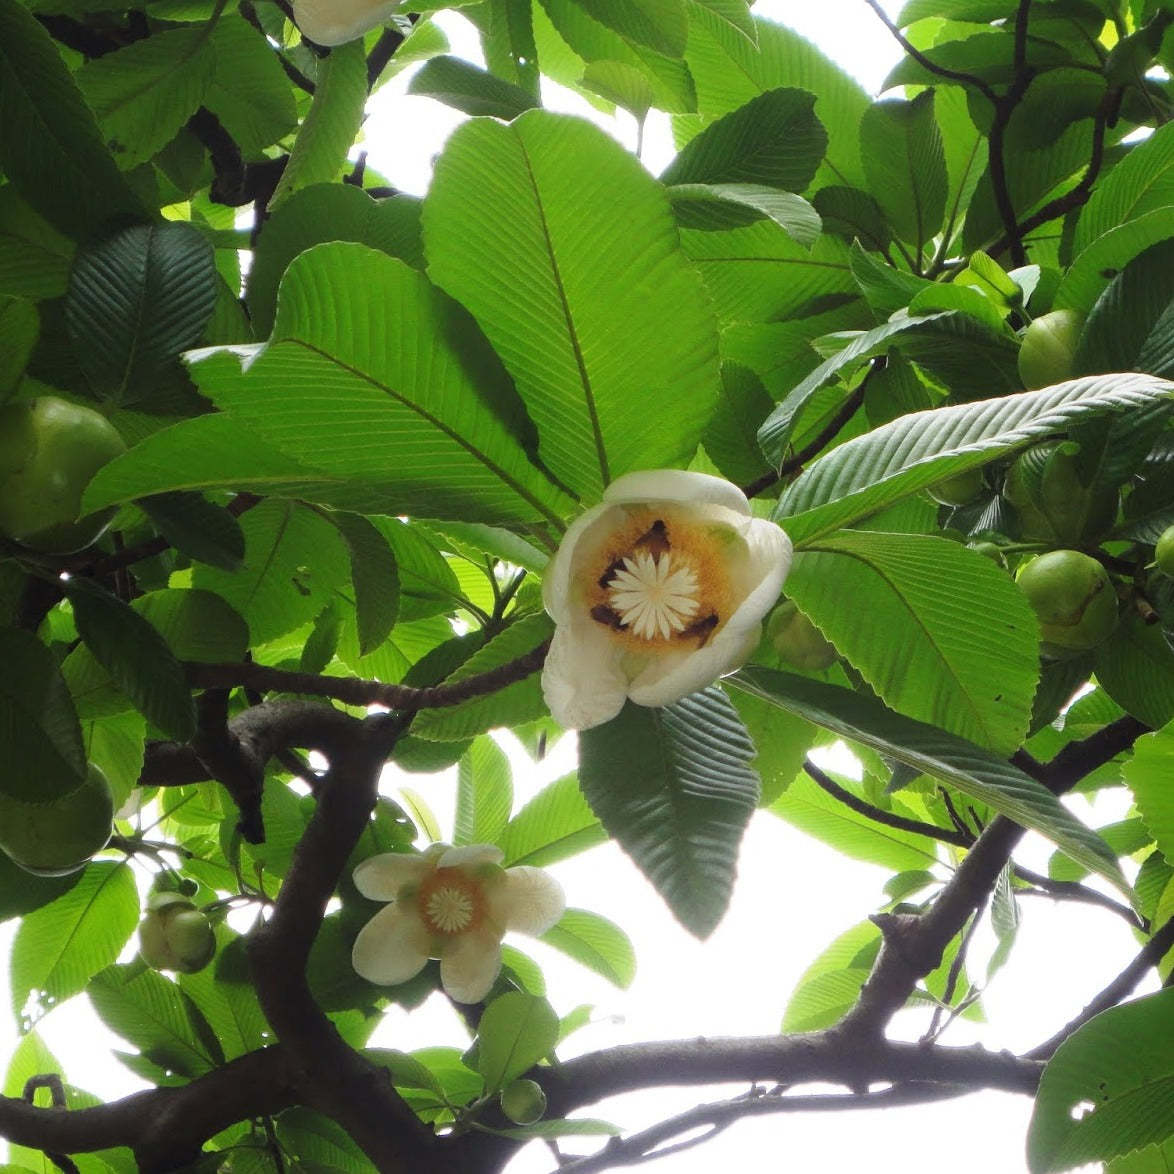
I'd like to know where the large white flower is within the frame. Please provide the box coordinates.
[292,0,401,46]
[351,844,565,1004]
[542,469,792,731]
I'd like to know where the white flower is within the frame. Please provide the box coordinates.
[292,0,401,46]
[542,469,793,731]
[351,843,565,1004]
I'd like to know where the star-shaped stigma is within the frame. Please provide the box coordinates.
[607,550,700,640]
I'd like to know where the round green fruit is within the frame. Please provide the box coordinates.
[1017,309,1085,390]
[928,466,986,507]
[0,763,114,876]
[0,396,126,554]
[1016,550,1118,655]
[500,1078,546,1125]
[767,601,836,671]
[139,893,216,974]
[1155,525,1174,576]
[1003,442,1117,546]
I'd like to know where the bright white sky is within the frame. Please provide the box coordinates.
[1,4,1137,1172]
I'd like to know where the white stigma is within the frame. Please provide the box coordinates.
[425,885,475,933]
[608,551,700,640]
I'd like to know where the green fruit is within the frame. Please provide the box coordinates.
[928,467,986,507]
[500,1078,546,1125]
[1155,525,1174,576]
[139,894,216,974]
[1017,309,1085,390]
[1016,550,1118,656]
[1003,442,1117,546]
[767,601,836,671]
[0,396,126,554]
[0,763,114,876]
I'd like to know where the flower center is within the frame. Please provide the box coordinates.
[418,868,485,937]
[607,550,700,640]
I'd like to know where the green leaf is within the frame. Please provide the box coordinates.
[274,1108,377,1174]
[701,361,774,486]
[667,184,821,243]
[11,861,138,1028]
[0,296,38,399]
[541,908,636,988]
[423,110,719,503]
[408,55,538,118]
[139,491,245,571]
[859,91,947,254]
[0,0,146,241]
[196,246,574,527]
[65,578,196,742]
[579,60,655,117]
[578,687,760,938]
[785,532,1040,752]
[454,736,514,847]
[661,88,827,191]
[1125,725,1174,866]
[133,588,250,663]
[476,991,559,1092]
[498,772,605,867]
[203,13,297,154]
[0,852,81,924]
[774,373,1174,546]
[88,963,220,1079]
[77,27,216,169]
[769,770,940,872]
[1094,614,1174,730]
[568,0,686,55]
[331,511,400,656]
[783,920,878,1032]
[729,667,1130,896]
[410,614,553,741]
[0,626,86,801]
[269,41,367,210]
[682,9,869,190]
[1028,989,1174,1172]
[65,222,217,407]
[757,311,1019,466]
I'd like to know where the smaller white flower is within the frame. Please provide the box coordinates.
[351,843,565,1004]
[542,469,793,731]
[292,0,401,46]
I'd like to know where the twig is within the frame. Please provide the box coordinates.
[1012,865,1145,929]
[1027,914,1174,1060]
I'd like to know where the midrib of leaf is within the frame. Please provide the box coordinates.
[290,337,568,530]
[114,243,150,399]
[517,140,610,487]
[241,499,294,619]
[807,540,999,746]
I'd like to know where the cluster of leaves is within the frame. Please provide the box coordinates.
[4,0,1174,1169]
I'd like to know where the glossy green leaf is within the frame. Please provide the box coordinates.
[0,627,86,801]
[774,373,1174,546]
[454,736,514,847]
[785,532,1039,752]
[541,908,636,988]
[65,222,217,407]
[782,921,878,1032]
[11,861,138,1028]
[1094,615,1174,730]
[578,687,760,938]
[729,667,1130,895]
[408,54,537,118]
[860,91,947,254]
[133,588,250,664]
[270,41,368,210]
[0,852,81,924]
[568,0,686,55]
[331,511,400,656]
[1125,725,1174,866]
[66,578,196,742]
[498,772,605,867]
[667,184,821,243]
[0,0,145,241]
[476,991,559,1091]
[77,27,216,169]
[139,491,245,572]
[423,110,719,502]
[1028,989,1174,1172]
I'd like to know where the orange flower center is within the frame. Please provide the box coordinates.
[417,867,487,937]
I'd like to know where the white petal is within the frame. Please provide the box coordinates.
[353,852,430,901]
[439,843,504,870]
[439,931,503,1004]
[292,0,401,44]
[731,519,793,619]
[492,867,566,935]
[541,502,619,622]
[627,622,760,707]
[541,618,630,731]
[602,470,751,516]
[351,905,431,986]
